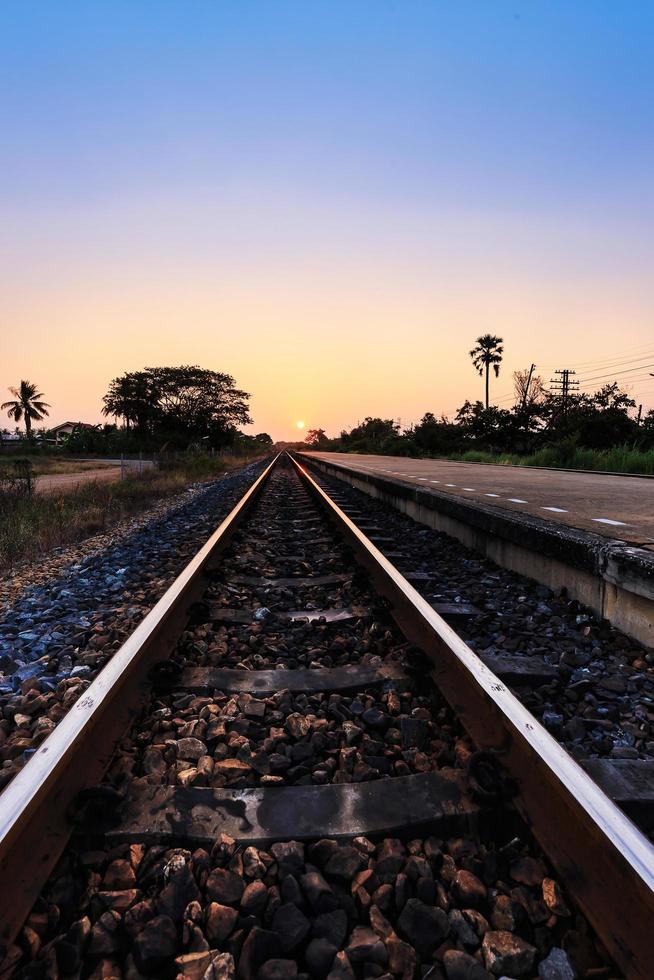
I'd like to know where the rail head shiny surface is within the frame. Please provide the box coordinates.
[291,452,654,980]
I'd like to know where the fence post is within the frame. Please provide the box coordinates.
[120,454,125,481]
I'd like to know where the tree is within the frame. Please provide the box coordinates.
[455,399,515,450]
[512,368,546,410]
[305,428,327,447]
[469,334,504,409]
[2,380,50,439]
[413,412,461,454]
[230,431,274,454]
[102,366,251,449]
[346,418,399,447]
[569,383,637,448]
[590,382,636,412]
[538,381,639,448]
[102,372,155,431]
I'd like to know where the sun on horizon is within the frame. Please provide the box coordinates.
[296,420,305,430]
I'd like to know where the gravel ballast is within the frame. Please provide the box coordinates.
[0,460,268,790]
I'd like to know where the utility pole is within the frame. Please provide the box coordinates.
[550,369,579,416]
[519,363,536,415]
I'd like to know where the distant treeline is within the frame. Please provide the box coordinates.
[2,366,274,455]
[304,382,654,474]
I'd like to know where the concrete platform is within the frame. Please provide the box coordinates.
[306,452,654,544]
[302,453,654,650]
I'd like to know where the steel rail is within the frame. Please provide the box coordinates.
[0,454,280,951]
[290,452,654,980]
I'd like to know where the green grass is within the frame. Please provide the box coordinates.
[447,445,654,475]
[0,453,264,572]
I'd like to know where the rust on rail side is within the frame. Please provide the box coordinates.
[291,452,654,980]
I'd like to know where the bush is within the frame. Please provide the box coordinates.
[0,459,33,498]
[446,443,654,475]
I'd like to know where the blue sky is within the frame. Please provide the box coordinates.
[2,2,653,436]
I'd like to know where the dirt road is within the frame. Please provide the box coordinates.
[34,467,122,494]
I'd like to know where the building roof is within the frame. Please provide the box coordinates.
[50,421,97,432]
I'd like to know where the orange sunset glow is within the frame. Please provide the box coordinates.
[2,5,653,441]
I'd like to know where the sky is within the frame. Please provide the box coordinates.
[1,1,653,440]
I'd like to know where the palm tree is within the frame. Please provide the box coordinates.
[469,334,504,409]
[2,380,50,439]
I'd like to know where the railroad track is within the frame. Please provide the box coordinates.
[0,453,652,979]
[300,457,654,835]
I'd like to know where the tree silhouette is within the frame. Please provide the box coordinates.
[102,365,251,449]
[305,428,327,446]
[2,380,50,439]
[469,334,504,409]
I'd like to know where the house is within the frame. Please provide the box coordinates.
[49,422,98,445]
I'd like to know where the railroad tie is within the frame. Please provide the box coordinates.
[428,600,482,619]
[209,606,363,625]
[162,663,409,695]
[478,653,558,685]
[581,759,654,832]
[105,771,479,847]
[232,573,351,588]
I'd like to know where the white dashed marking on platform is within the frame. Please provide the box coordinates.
[462,488,476,492]
[445,483,457,487]
[507,498,527,503]
[542,507,568,513]
[430,480,440,484]
[485,493,500,497]
[592,518,629,526]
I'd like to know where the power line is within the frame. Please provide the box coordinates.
[567,341,654,370]
[578,363,654,385]
[537,353,654,377]
[491,353,654,403]
[575,353,654,375]
[590,373,654,385]
[508,343,653,373]
[576,354,654,375]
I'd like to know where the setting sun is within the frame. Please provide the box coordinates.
[296,420,305,429]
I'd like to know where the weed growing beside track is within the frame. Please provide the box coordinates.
[0,454,264,572]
